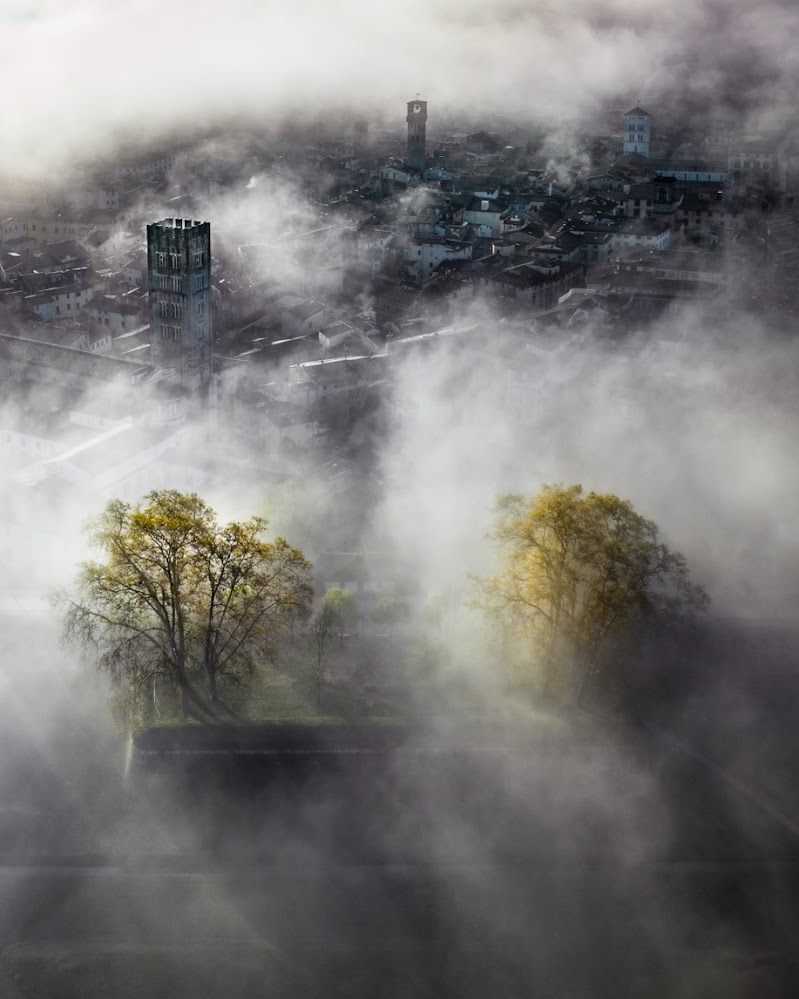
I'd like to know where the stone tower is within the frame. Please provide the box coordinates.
[623,105,651,157]
[406,98,428,171]
[147,218,212,393]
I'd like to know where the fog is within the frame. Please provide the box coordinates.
[2,303,797,992]
[0,1,798,995]
[375,317,799,618]
[3,0,799,178]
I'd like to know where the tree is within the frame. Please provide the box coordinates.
[323,588,359,645]
[309,588,358,705]
[370,595,410,632]
[60,490,313,726]
[477,484,709,701]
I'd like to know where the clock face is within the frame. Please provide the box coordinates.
[413,104,422,114]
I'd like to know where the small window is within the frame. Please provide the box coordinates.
[160,324,169,338]
[169,251,180,268]
[156,251,167,268]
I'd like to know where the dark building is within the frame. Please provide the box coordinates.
[406,98,427,171]
[146,218,212,393]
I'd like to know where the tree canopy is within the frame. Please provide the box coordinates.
[60,489,313,726]
[477,484,709,700]
[371,595,410,631]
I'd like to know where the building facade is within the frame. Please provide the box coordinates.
[406,99,428,171]
[146,218,212,392]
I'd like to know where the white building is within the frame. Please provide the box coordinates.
[24,282,94,320]
[390,235,473,285]
[280,300,335,338]
[610,219,671,251]
[623,106,651,157]
[462,197,508,237]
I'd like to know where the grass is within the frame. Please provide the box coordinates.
[125,629,614,746]
[137,636,417,733]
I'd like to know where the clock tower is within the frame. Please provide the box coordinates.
[406,98,428,172]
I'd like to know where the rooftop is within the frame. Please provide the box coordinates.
[150,218,208,231]
[283,299,330,321]
[0,333,147,382]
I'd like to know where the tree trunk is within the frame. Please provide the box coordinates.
[179,679,216,723]
[205,667,237,718]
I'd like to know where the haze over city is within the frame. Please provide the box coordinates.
[0,1,797,996]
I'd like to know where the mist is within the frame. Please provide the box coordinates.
[0,0,798,995]
[374,314,799,618]
[2,0,799,178]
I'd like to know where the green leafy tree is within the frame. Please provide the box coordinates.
[309,588,358,704]
[477,484,709,701]
[370,595,410,632]
[59,490,312,726]
[323,588,359,644]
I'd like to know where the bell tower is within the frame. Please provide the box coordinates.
[623,104,651,158]
[147,218,212,395]
[406,98,428,172]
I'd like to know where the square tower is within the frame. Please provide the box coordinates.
[623,106,651,157]
[406,99,428,172]
[147,218,212,392]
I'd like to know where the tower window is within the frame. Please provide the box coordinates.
[169,251,180,268]
[156,251,167,268]
[158,301,169,318]
[160,324,169,338]
[171,302,182,319]
[194,251,205,269]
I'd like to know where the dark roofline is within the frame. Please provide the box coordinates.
[0,333,147,381]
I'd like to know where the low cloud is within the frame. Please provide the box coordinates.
[2,0,799,178]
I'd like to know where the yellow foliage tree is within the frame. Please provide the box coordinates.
[477,484,709,701]
[60,490,313,726]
